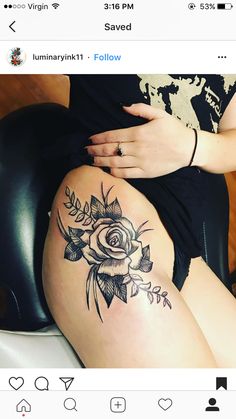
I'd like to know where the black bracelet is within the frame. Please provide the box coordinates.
[188,128,198,167]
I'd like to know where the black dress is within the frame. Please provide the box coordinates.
[45,74,236,290]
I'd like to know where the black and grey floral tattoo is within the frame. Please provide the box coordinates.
[57,184,172,321]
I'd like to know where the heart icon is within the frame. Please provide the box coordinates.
[158,398,173,411]
[9,377,24,390]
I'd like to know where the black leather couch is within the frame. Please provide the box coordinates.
[0,104,75,331]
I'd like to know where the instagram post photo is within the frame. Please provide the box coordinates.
[0,73,236,369]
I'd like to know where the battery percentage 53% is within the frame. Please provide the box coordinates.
[200,3,216,9]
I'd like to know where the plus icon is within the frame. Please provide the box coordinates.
[110,397,126,413]
[115,401,122,409]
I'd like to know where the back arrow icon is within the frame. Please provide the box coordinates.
[9,21,16,32]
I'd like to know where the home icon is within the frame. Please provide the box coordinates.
[16,399,31,413]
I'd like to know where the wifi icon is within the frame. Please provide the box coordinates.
[52,3,60,9]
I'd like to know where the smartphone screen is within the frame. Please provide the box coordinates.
[0,1,236,417]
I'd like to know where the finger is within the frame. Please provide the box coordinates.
[86,142,135,157]
[123,103,166,121]
[93,155,138,168]
[89,127,134,145]
[110,167,145,178]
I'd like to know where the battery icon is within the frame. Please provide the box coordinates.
[217,3,233,9]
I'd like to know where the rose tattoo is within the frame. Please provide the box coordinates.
[57,184,172,321]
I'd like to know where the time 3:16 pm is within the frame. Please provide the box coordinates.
[104,3,134,9]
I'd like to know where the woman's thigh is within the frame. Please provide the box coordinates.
[42,165,216,367]
[181,257,236,367]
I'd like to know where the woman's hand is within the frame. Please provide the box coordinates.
[87,103,197,178]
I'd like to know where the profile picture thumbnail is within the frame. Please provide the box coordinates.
[7,47,26,67]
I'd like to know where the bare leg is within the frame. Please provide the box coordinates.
[43,165,216,367]
[181,257,236,367]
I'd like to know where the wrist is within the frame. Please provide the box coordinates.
[188,129,198,166]
[181,127,199,168]
[190,129,212,169]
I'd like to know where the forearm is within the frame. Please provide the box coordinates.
[193,129,236,173]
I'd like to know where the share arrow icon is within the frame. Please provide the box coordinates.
[59,377,74,391]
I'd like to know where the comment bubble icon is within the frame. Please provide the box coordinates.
[34,376,49,391]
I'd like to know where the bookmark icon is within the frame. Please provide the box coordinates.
[216,377,227,390]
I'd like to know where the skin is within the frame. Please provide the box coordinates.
[181,258,236,368]
[86,93,236,177]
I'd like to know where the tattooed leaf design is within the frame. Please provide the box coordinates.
[140,258,153,273]
[97,274,115,308]
[165,299,172,309]
[64,202,73,209]
[130,274,143,282]
[113,277,127,304]
[105,198,122,220]
[75,213,85,223]
[156,294,161,303]
[152,286,161,293]
[68,227,84,237]
[68,227,86,248]
[131,282,139,297]
[75,198,81,210]
[123,275,132,285]
[71,192,75,205]
[142,245,150,259]
[65,186,70,197]
[83,217,92,226]
[91,195,106,220]
[148,292,154,304]
[69,208,78,216]
[84,201,89,213]
[162,291,168,297]
[140,282,151,291]
[64,242,83,261]
[97,274,127,307]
